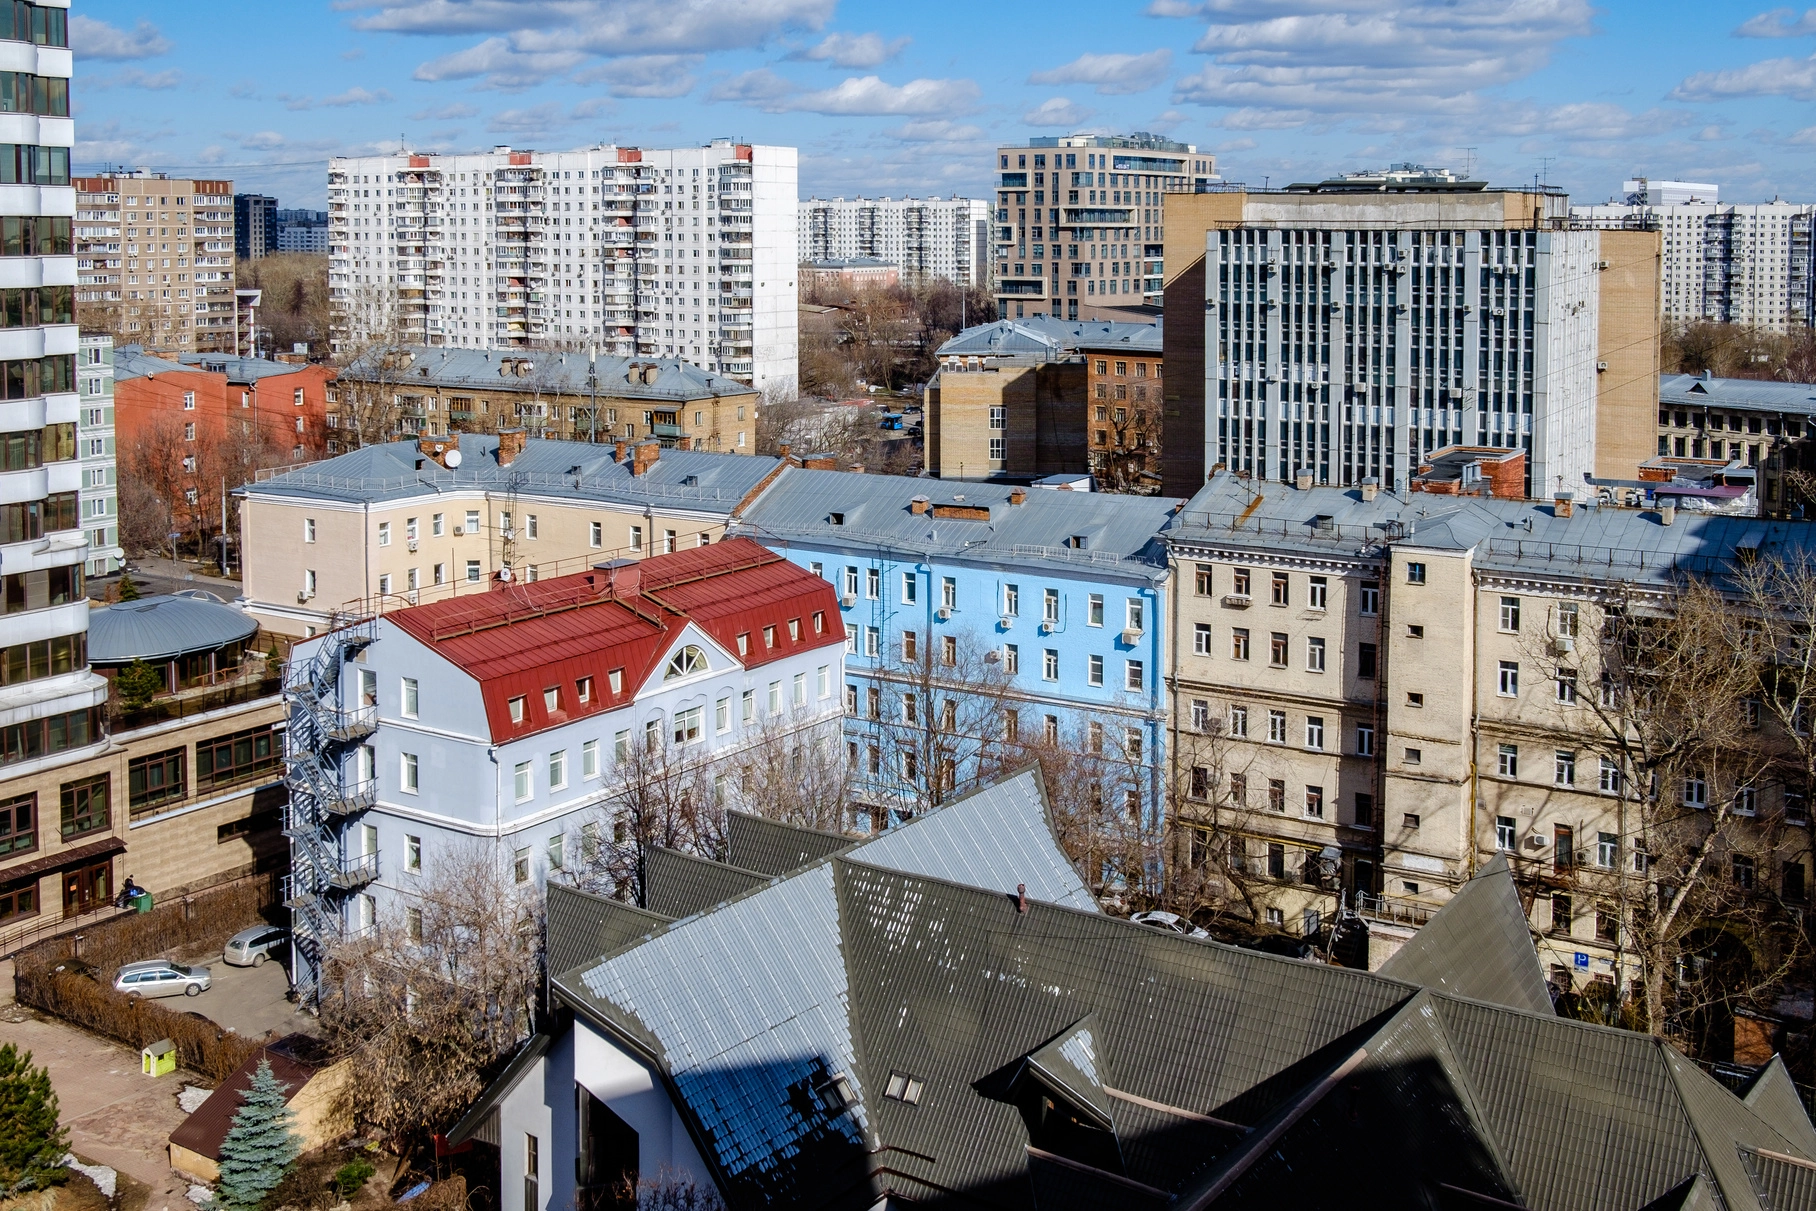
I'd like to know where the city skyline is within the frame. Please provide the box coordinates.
[68,0,1816,211]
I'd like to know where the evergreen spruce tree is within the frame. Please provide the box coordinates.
[0,1042,69,1195]
[116,570,141,601]
[215,1059,299,1211]
[115,659,165,711]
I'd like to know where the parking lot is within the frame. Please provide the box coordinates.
[180,955,315,1039]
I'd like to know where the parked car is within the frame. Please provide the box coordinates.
[1130,910,1210,939]
[223,924,287,968]
[114,960,211,999]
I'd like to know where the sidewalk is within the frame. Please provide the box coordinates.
[0,962,198,1211]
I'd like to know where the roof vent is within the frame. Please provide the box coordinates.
[1016,883,1027,914]
[1314,514,1334,532]
[1360,476,1380,503]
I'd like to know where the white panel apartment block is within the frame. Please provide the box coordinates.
[77,332,120,576]
[798,196,990,286]
[328,142,799,398]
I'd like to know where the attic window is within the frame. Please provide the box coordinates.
[683,474,699,487]
[1067,535,1087,549]
[883,1072,924,1106]
[577,677,593,703]
[508,696,525,724]
[543,687,561,713]
[829,512,845,526]
[788,618,801,641]
[813,611,824,634]
[737,633,750,656]
[818,1073,857,1111]
[763,625,776,649]
[608,669,624,695]
[665,646,707,679]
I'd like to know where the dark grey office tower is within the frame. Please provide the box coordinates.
[235,193,276,260]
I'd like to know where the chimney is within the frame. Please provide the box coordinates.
[1700,369,1714,382]
[910,495,930,515]
[848,463,865,474]
[1659,500,1676,526]
[1009,487,1027,505]
[417,436,455,468]
[1360,476,1379,503]
[778,442,791,462]
[1294,467,1313,490]
[1554,491,1574,519]
[802,455,838,470]
[496,427,527,467]
[675,436,692,452]
[631,440,660,476]
[614,438,629,463]
[1016,883,1027,914]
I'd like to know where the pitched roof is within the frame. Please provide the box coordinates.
[545,883,671,979]
[725,811,852,877]
[168,1039,319,1161]
[642,847,771,920]
[1743,1056,1816,1159]
[87,593,259,664]
[383,538,843,742]
[1377,852,1554,1014]
[338,345,757,403]
[936,317,1163,360]
[1660,372,1816,416]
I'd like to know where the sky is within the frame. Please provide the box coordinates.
[68,0,1816,211]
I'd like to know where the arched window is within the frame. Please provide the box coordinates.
[664,645,707,680]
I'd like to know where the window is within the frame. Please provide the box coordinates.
[665,645,708,679]
[546,749,567,790]
[768,681,782,714]
[1003,643,1019,674]
[60,775,108,837]
[1406,562,1426,585]
[1406,692,1424,708]
[303,518,316,543]
[514,850,530,884]
[0,793,32,856]
[1228,704,1248,737]
[466,509,480,531]
[1271,572,1289,606]
[1125,659,1143,690]
[1087,594,1103,626]
[1734,854,1756,891]
[527,514,538,540]
[1088,654,1103,686]
[1404,748,1422,766]
[1684,774,1708,808]
[1496,816,1516,851]
[793,672,807,706]
[901,572,917,604]
[1597,832,1618,868]
[1555,667,1577,704]
[1003,583,1019,615]
[1556,601,1579,638]
[1357,642,1376,679]
[1267,783,1286,815]
[378,521,391,547]
[763,625,776,649]
[1407,624,1424,638]
[1191,698,1210,731]
[1308,577,1327,610]
[1269,632,1288,667]
[183,391,195,410]
[615,729,631,763]
[941,577,956,610]
[402,677,418,718]
[1305,786,1324,819]
[406,834,422,873]
[1306,636,1326,672]
[1305,716,1324,750]
[1231,628,1250,660]
[1194,623,1212,655]
[514,761,531,801]
[1497,661,1519,697]
[1043,588,1059,623]
[1360,581,1379,615]
[1555,750,1576,786]
[1497,744,1519,777]
[1550,893,1572,935]
[1498,596,1520,632]
[866,567,880,599]
[508,696,525,724]
[126,748,185,813]
[1232,568,1251,597]
[901,631,918,662]
[1735,785,1758,816]
[466,560,481,583]
[1229,774,1247,806]
[939,636,956,666]
[589,521,602,548]
[1599,759,1622,793]
[629,525,643,552]
[1355,724,1374,756]
[817,665,830,699]
[401,752,420,793]
[1267,709,1286,743]
[673,706,703,745]
[1194,564,1213,596]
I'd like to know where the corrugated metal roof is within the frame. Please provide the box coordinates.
[739,466,1180,581]
[1661,372,1816,415]
[643,847,771,920]
[168,1043,318,1161]
[339,345,757,403]
[88,594,259,664]
[936,317,1163,359]
[240,431,781,509]
[1378,853,1554,1015]
[545,883,671,980]
[725,811,851,877]
[1744,1056,1816,1160]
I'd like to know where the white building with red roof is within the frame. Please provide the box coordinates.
[282,538,844,1000]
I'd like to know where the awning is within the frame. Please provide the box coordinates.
[0,837,126,884]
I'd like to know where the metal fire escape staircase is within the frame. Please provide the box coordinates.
[282,617,379,1008]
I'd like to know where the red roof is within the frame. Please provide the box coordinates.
[169,1041,319,1161]
[388,538,843,742]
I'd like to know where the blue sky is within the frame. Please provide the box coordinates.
[70,0,1816,210]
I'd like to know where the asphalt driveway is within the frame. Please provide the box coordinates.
[178,955,316,1039]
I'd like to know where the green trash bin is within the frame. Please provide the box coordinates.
[131,891,152,913]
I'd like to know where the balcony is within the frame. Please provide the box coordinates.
[327,851,379,890]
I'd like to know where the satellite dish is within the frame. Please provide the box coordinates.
[444,449,463,468]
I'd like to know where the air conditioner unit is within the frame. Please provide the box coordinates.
[1039,620,1055,634]
[1491,307,1506,317]
[840,593,857,608]
[297,590,309,604]
[1121,629,1141,645]
[1553,635,1575,655]
[1595,361,1608,372]
[999,615,1014,629]
[983,650,1000,663]
[407,539,419,551]
[936,607,952,621]
[453,525,465,536]
[1596,260,1610,270]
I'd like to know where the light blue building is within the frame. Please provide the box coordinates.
[739,467,1180,847]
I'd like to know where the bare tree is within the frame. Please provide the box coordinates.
[238,253,331,358]
[722,706,849,833]
[319,840,542,1146]
[330,286,419,448]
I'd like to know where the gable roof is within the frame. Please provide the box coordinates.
[1743,1056,1816,1159]
[383,538,842,742]
[725,811,852,876]
[338,345,758,403]
[1377,852,1554,1014]
[642,847,772,920]
[545,883,671,979]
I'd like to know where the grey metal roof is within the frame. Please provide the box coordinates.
[738,466,1180,582]
[1744,1056,1816,1159]
[172,352,318,383]
[936,316,1162,360]
[88,594,258,664]
[725,811,852,877]
[1661,372,1816,416]
[339,345,758,403]
[1377,853,1554,1014]
[239,432,782,510]
[1172,470,1816,589]
[112,345,193,380]
[642,847,770,920]
[544,883,671,981]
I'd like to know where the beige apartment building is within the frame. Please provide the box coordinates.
[74,172,237,354]
[1167,469,1813,992]
[235,431,786,637]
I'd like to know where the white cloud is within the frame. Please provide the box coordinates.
[572,97,615,119]
[1736,7,1816,36]
[1219,106,1314,129]
[1788,125,1816,144]
[575,55,703,98]
[487,102,568,133]
[412,36,586,87]
[114,68,183,91]
[1672,53,1816,101]
[1164,0,1594,115]
[410,102,480,120]
[883,119,985,142]
[1029,50,1173,95]
[791,32,909,68]
[1213,137,1259,152]
[325,87,394,107]
[71,15,172,60]
[707,69,797,106]
[240,131,290,150]
[1023,97,1096,127]
[712,72,979,116]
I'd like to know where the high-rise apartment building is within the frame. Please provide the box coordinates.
[1573,180,1816,331]
[993,133,1215,322]
[77,333,120,576]
[0,1,106,784]
[274,208,328,254]
[74,173,237,354]
[328,141,799,398]
[235,193,276,260]
[1160,168,1662,499]
[798,195,989,287]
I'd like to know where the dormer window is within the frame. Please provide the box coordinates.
[788,618,801,641]
[508,696,525,724]
[737,633,750,656]
[665,645,707,679]
[577,676,593,703]
[829,512,845,526]
[608,669,624,694]
[763,625,776,649]
[1067,535,1087,549]
[543,687,560,713]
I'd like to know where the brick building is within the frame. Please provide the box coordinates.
[74,173,237,354]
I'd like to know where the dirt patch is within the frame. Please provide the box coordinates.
[0,1172,110,1211]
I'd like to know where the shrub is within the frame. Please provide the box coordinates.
[332,1159,374,1199]
[116,571,141,602]
[11,966,264,1082]
[0,1043,68,1195]
[114,659,165,711]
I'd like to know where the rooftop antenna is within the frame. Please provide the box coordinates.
[1539,156,1555,189]
[1458,147,1477,178]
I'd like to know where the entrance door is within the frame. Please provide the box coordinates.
[62,861,110,915]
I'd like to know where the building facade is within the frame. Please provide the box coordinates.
[74,173,236,353]
[275,209,329,254]
[77,332,121,576]
[798,195,989,288]
[1573,181,1816,332]
[280,538,844,1003]
[235,194,277,261]
[993,133,1215,321]
[327,142,799,397]
[1656,371,1816,516]
[235,432,786,637]
[1160,172,1662,499]
[738,467,1178,832]
[1166,471,1814,990]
